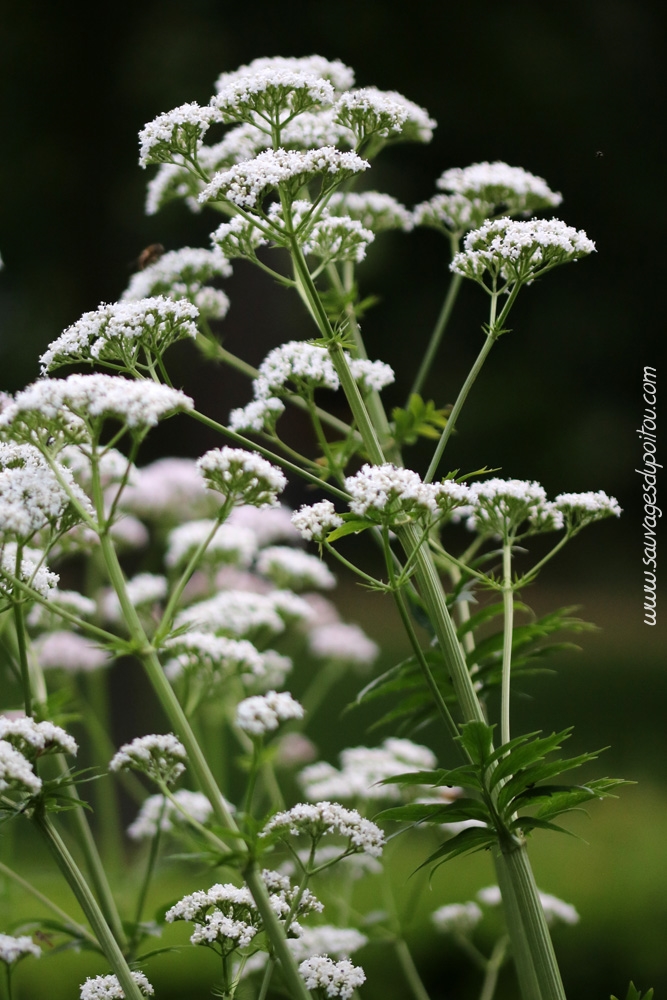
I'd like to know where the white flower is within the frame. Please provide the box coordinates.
[0,933,41,964]
[256,546,336,591]
[228,396,285,433]
[0,542,59,598]
[344,463,472,521]
[0,740,42,795]
[33,631,112,673]
[79,970,154,999]
[120,457,217,523]
[334,87,409,139]
[212,68,335,125]
[300,738,436,803]
[236,691,304,736]
[175,590,285,639]
[0,442,92,540]
[288,926,368,961]
[165,519,257,569]
[199,147,369,209]
[145,161,199,216]
[257,341,339,394]
[464,478,548,536]
[39,297,200,373]
[291,500,343,542]
[432,901,483,934]
[347,358,395,393]
[109,733,187,785]
[328,191,413,233]
[451,217,595,286]
[261,801,385,858]
[437,161,562,210]
[299,955,366,999]
[162,632,269,687]
[302,214,375,264]
[227,504,300,547]
[214,56,355,96]
[476,885,579,926]
[0,375,193,441]
[554,490,622,528]
[139,102,218,167]
[0,716,78,757]
[197,447,287,508]
[307,623,379,668]
[121,248,232,321]
[127,788,216,840]
[413,192,493,237]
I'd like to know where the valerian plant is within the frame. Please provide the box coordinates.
[0,54,642,1000]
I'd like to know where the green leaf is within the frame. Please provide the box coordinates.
[326,518,374,542]
[457,721,495,766]
[488,730,571,791]
[391,394,451,448]
[418,826,497,869]
[377,798,491,827]
[509,815,573,837]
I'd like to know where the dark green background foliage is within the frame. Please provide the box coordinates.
[0,2,664,998]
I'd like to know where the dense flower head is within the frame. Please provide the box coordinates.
[0,739,42,795]
[120,457,217,523]
[127,788,215,840]
[109,733,187,785]
[165,519,258,570]
[0,442,92,541]
[554,490,622,529]
[437,161,562,213]
[210,214,269,261]
[139,102,218,167]
[175,587,312,639]
[162,631,287,689]
[197,447,287,508]
[145,161,200,216]
[301,214,375,264]
[34,631,112,673]
[413,192,494,237]
[121,248,232,321]
[291,500,344,542]
[212,68,335,126]
[0,716,78,758]
[328,191,413,233]
[0,932,41,965]
[333,86,435,144]
[79,971,154,999]
[199,147,369,209]
[261,800,385,858]
[451,217,595,286]
[39,297,200,374]
[227,503,300,547]
[344,463,473,522]
[257,341,339,394]
[307,622,379,668]
[235,690,305,736]
[300,738,437,803]
[214,56,355,96]
[256,546,336,591]
[299,955,366,999]
[0,542,59,598]
[0,375,193,445]
[228,396,286,434]
[463,478,549,537]
[288,926,368,962]
[432,901,483,934]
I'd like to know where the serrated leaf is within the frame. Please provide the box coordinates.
[378,798,491,827]
[496,751,602,816]
[457,720,495,766]
[488,730,571,791]
[418,825,496,869]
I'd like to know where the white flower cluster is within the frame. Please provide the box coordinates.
[230,342,393,434]
[175,587,312,643]
[261,801,385,858]
[0,739,42,796]
[39,297,199,374]
[0,442,91,541]
[298,955,366,999]
[0,716,78,758]
[163,631,288,688]
[413,192,494,237]
[109,733,187,786]
[307,622,379,669]
[477,885,579,926]
[120,457,217,523]
[122,247,232,321]
[289,925,368,962]
[451,217,596,286]
[328,191,413,233]
[139,102,218,167]
[438,161,562,209]
[0,932,41,965]
[100,572,167,622]
[256,546,336,591]
[299,738,436,803]
[34,631,111,673]
[214,56,355,96]
[432,901,483,934]
[197,447,287,508]
[210,214,269,261]
[0,375,193,442]
[344,463,473,521]
[291,500,343,542]
[301,213,375,264]
[235,690,304,736]
[165,520,257,570]
[79,971,154,999]
[0,542,59,599]
[199,147,369,209]
[334,87,410,139]
[213,68,335,125]
[127,789,217,841]
[553,490,622,529]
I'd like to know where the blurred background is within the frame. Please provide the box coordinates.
[0,1,664,998]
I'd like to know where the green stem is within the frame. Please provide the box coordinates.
[130,804,165,955]
[34,811,145,1000]
[12,595,31,717]
[501,541,514,748]
[0,860,99,949]
[479,936,509,1000]
[243,864,313,1000]
[494,845,566,1000]
[409,269,463,401]
[394,937,432,1000]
